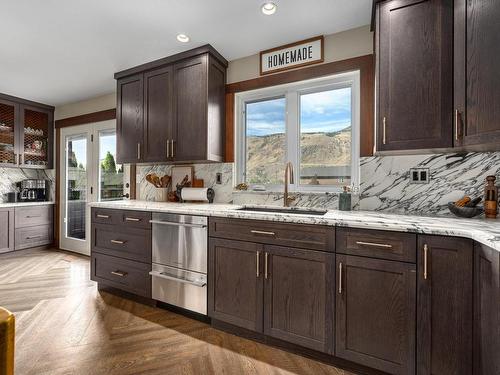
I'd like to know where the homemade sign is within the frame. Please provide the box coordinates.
[260,36,324,75]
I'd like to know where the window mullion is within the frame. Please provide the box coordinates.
[286,90,299,191]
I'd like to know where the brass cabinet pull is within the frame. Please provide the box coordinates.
[338,262,343,294]
[111,271,127,277]
[125,217,140,222]
[110,239,125,244]
[356,241,393,249]
[256,251,260,277]
[455,109,463,141]
[166,139,170,158]
[382,117,387,145]
[96,214,110,219]
[423,244,429,280]
[264,252,269,279]
[137,143,141,160]
[250,230,276,236]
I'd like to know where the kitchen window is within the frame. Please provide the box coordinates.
[235,71,360,192]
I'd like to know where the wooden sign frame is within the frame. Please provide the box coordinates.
[259,35,324,76]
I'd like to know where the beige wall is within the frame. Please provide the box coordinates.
[55,26,373,117]
[227,25,373,84]
[55,93,116,120]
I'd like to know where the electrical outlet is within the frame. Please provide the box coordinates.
[409,168,430,184]
[216,173,222,184]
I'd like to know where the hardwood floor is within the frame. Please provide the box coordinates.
[0,249,355,375]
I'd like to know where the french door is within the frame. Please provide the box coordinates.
[59,120,125,255]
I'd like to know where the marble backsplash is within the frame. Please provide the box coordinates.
[135,152,500,215]
[0,167,55,202]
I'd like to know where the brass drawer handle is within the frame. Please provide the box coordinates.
[338,262,343,294]
[125,217,141,222]
[111,271,127,277]
[96,214,110,219]
[110,240,125,245]
[251,230,275,236]
[356,241,393,249]
[423,244,429,280]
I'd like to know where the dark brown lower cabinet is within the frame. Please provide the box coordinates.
[417,235,473,375]
[208,238,264,332]
[473,243,500,375]
[264,245,335,354]
[335,254,416,374]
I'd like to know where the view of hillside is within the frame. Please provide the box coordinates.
[246,127,351,185]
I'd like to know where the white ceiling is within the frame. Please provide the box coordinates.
[0,0,371,106]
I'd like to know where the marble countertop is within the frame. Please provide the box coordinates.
[0,201,55,208]
[89,200,500,252]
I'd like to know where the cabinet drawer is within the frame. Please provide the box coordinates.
[15,224,53,250]
[15,205,53,227]
[91,224,151,263]
[209,217,334,252]
[91,253,151,298]
[336,227,416,263]
[92,208,152,229]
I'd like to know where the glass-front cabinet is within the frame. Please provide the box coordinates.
[0,94,54,169]
[19,105,53,168]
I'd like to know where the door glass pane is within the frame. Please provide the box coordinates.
[0,102,16,164]
[245,97,286,185]
[23,108,49,167]
[66,134,87,240]
[299,87,352,187]
[98,130,123,201]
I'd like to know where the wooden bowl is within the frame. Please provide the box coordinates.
[447,202,484,218]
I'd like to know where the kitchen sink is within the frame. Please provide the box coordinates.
[235,206,328,216]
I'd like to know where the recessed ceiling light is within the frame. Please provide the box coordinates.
[176,34,190,43]
[261,2,277,15]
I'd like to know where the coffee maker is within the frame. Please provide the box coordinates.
[17,179,49,202]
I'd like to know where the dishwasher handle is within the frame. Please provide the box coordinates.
[149,220,207,229]
[149,270,206,287]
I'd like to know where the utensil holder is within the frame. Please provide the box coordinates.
[156,188,169,202]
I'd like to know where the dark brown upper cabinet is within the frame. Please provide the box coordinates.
[416,235,473,375]
[376,0,453,152]
[115,45,227,164]
[454,0,500,149]
[0,93,54,169]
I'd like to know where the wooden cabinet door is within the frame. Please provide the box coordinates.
[473,242,500,375]
[263,245,334,354]
[454,0,500,148]
[173,55,208,162]
[208,238,264,332]
[116,74,144,163]
[417,235,473,375]
[19,104,54,168]
[336,254,416,374]
[377,0,453,151]
[144,66,173,162]
[0,208,14,253]
[0,98,20,167]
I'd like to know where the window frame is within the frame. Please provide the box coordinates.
[235,71,360,193]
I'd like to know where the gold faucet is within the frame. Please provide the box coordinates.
[284,162,295,207]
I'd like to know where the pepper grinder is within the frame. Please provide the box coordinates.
[484,175,498,219]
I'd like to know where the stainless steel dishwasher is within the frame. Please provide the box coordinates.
[149,213,208,315]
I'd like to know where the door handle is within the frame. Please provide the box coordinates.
[110,239,125,245]
[125,217,141,222]
[166,139,170,158]
[171,139,175,158]
[137,143,141,160]
[96,214,110,219]
[149,220,207,229]
[423,244,429,280]
[256,251,260,277]
[250,230,275,236]
[382,117,387,145]
[338,262,343,294]
[149,271,206,287]
[355,241,393,249]
[264,252,269,279]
